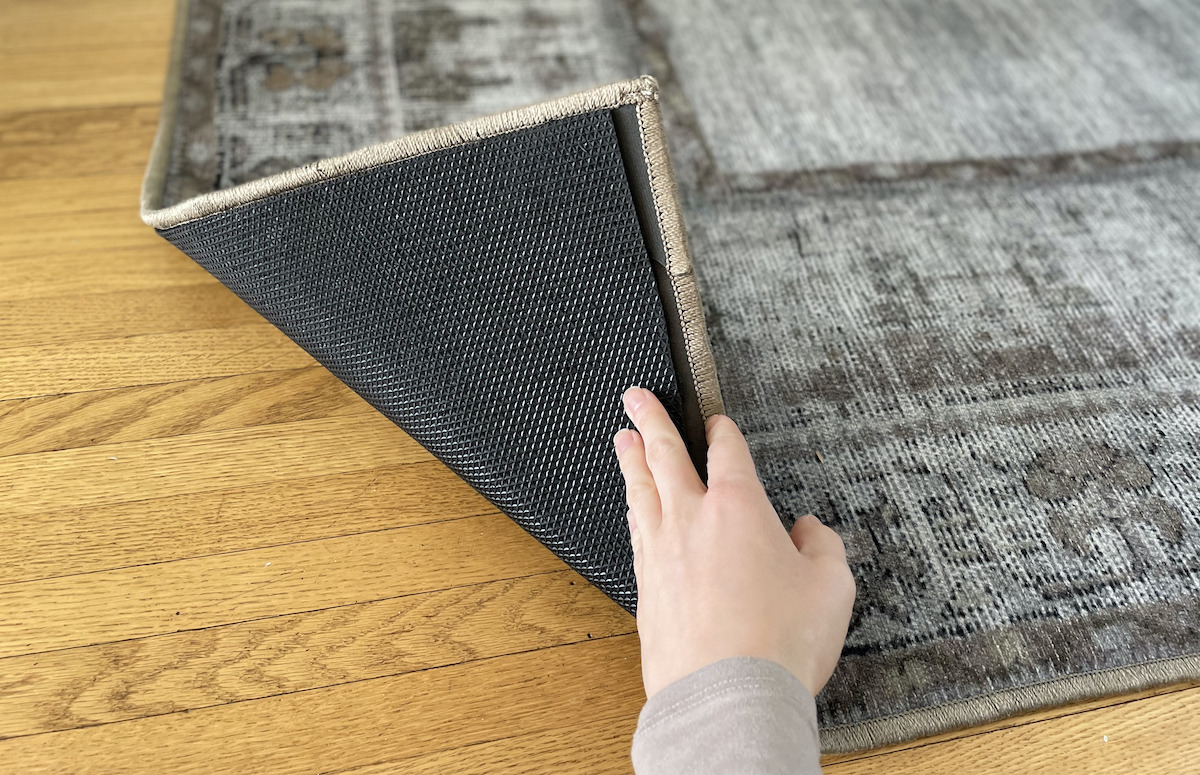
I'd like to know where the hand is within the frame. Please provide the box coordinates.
[613,386,856,699]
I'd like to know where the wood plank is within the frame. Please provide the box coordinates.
[822,687,1200,775]
[0,571,632,738]
[334,720,635,775]
[0,413,430,517]
[2,0,1194,771]
[1,245,216,301]
[0,0,171,56]
[0,367,367,458]
[0,462,490,584]
[0,409,404,510]
[0,173,147,219]
[0,325,315,399]
[0,106,160,180]
[0,206,174,257]
[0,635,646,775]
[0,48,168,112]
[0,284,263,349]
[0,511,564,659]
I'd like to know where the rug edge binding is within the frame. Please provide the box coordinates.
[140,0,723,417]
[633,97,725,420]
[139,0,192,226]
[140,21,654,232]
[819,651,1200,754]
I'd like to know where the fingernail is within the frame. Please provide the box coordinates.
[623,386,645,415]
[613,429,634,455]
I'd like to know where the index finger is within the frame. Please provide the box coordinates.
[622,386,706,504]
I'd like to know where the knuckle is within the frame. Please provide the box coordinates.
[843,568,858,602]
[644,434,680,462]
[832,559,857,597]
[707,470,758,495]
[827,528,847,554]
[625,480,653,506]
[815,521,847,554]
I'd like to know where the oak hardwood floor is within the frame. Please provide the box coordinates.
[1,1,1196,772]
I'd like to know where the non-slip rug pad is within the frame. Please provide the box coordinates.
[159,109,689,614]
[148,0,1200,753]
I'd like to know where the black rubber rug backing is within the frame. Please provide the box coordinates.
[148,86,715,615]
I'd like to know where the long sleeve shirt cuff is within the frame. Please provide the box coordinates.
[631,656,823,775]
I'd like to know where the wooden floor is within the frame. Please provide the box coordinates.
[1,1,1197,772]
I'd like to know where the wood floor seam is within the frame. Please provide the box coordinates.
[0,568,588,661]
[0,508,501,588]
[0,365,333,411]
[0,631,640,742]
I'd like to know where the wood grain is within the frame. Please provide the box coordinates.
[0,106,160,180]
[0,367,368,458]
[0,636,647,775]
[0,173,151,219]
[0,511,563,659]
[334,720,637,775]
[0,570,633,738]
[0,0,171,56]
[0,49,167,112]
[0,152,160,268]
[0,462,490,584]
[1,246,216,298]
[0,325,315,399]
[0,284,264,349]
[0,414,430,516]
[1,0,1195,772]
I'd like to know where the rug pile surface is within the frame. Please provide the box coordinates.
[150,0,1200,751]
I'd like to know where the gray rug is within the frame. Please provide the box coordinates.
[159,0,1200,751]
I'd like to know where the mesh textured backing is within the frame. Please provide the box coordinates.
[160,109,685,611]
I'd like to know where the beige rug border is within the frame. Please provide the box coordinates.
[821,652,1200,753]
[633,97,724,417]
[142,75,650,229]
[139,0,191,227]
[141,2,656,231]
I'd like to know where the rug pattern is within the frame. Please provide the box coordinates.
[163,0,1200,746]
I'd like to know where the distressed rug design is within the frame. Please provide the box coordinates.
[144,0,1200,753]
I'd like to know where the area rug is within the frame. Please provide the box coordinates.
[143,0,1200,753]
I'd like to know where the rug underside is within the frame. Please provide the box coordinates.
[149,0,1200,753]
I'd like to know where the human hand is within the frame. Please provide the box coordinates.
[613,386,856,699]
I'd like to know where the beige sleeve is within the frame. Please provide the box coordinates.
[631,656,823,775]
